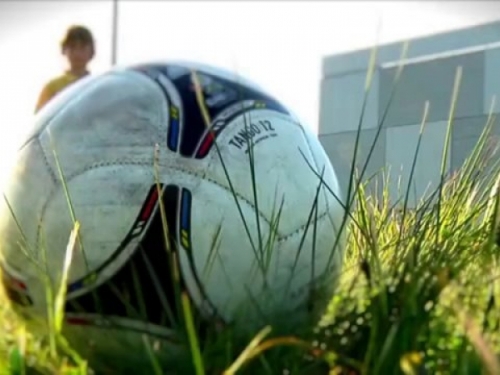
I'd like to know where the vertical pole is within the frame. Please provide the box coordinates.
[111,0,119,66]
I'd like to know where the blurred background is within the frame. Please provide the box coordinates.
[0,0,499,197]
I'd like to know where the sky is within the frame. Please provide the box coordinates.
[0,0,500,180]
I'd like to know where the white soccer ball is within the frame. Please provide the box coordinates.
[0,61,346,371]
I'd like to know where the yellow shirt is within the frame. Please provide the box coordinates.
[35,72,88,113]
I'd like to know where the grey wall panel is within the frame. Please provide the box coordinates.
[319,71,379,135]
[484,47,500,114]
[322,49,382,78]
[319,129,386,201]
[385,121,450,208]
[379,52,484,128]
[451,115,500,171]
[323,21,500,77]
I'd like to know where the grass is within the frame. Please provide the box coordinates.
[1,42,500,374]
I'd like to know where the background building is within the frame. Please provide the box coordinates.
[319,21,500,207]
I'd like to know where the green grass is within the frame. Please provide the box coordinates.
[2,42,500,374]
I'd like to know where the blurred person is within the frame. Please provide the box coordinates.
[35,25,95,113]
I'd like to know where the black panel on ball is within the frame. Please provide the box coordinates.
[131,63,290,158]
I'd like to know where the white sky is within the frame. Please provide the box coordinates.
[0,0,499,181]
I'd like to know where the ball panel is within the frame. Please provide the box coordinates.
[275,207,345,303]
[187,175,343,326]
[298,127,347,267]
[0,139,56,276]
[185,177,271,322]
[297,125,346,232]
[41,164,155,287]
[205,108,334,236]
[21,74,101,151]
[37,71,169,181]
[61,179,219,346]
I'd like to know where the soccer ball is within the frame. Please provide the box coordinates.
[0,61,346,371]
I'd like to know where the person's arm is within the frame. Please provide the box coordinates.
[34,83,54,114]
